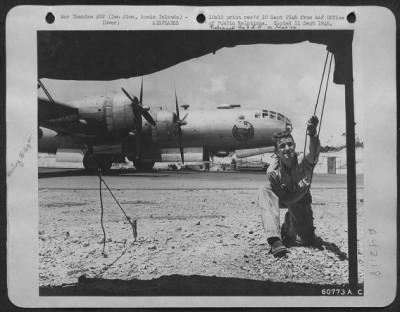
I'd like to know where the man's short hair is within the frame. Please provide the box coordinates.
[272,130,295,149]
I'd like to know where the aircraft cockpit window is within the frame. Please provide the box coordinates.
[255,112,261,118]
[270,111,276,119]
[262,110,269,118]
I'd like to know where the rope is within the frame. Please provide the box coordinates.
[307,52,334,186]
[98,169,107,255]
[302,50,330,159]
[97,169,137,255]
[317,54,334,137]
[38,79,57,106]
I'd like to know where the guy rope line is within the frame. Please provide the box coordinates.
[317,53,334,138]
[98,169,107,255]
[302,50,329,160]
[304,51,334,188]
[98,169,137,256]
[38,79,57,106]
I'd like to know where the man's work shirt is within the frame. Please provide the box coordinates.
[265,142,320,205]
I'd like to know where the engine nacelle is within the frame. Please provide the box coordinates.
[160,147,204,162]
[38,127,58,154]
[78,93,135,134]
[56,148,85,163]
[38,127,87,154]
[152,110,176,144]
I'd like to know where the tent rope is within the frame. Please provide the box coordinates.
[305,51,334,187]
[98,169,137,256]
[98,169,107,255]
[302,50,329,160]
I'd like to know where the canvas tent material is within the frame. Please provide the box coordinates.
[38,30,353,84]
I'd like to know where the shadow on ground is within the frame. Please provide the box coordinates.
[40,275,363,296]
[313,237,348,261]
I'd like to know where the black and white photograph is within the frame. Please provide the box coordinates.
[6,5,397,308]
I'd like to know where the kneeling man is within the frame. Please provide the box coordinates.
[257,116,320,257]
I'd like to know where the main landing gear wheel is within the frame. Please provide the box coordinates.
[133,160,155,171]
[83,154,112,172]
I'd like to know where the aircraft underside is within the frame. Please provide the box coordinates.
[38,129,232,171]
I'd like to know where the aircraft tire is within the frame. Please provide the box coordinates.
[83,154,112,172]
[83,154,96,171]
[133,160,155,171]
[100,157,113,172]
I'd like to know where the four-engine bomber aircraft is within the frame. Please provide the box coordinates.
[38,80,292,171]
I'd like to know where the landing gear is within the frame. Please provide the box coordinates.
[133,160,155,171]
[203,150,210,171]
[83,154,112,172]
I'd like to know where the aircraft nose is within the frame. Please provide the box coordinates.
[283,115,292,132]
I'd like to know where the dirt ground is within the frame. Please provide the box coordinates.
[38,171,364,290]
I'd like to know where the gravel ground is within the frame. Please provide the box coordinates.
[39,182,364,289]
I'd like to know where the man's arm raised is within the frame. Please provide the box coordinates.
[305,115,321,165]
[306,135,321,165]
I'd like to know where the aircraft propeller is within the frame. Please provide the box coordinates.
[174,90,188,164]
[121,80,156,160]
[121,88,142,160]
[121,85,156,127]
[138,78,156,126]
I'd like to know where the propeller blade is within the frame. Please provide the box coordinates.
[121,87,142,129]
[121,87,135,103]
[179,113,188,125]
[131,96,142,132]
[125,81,155,126]
[139,108,156,126]
[135,132,141,160]
[175,89,180,120]
[177,127,184,164]
[121,87,147,161]
[139,77,143,104]
[174,89,185,163]
[179,145,184,164]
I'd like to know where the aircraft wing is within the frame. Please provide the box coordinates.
[38,94,78,122]
[38,30,353,84]
[38,94,90,137]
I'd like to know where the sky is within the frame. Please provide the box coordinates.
[40,17,398,152]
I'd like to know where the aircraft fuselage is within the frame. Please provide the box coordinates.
[39,91,292,169]
[152,109,291,151]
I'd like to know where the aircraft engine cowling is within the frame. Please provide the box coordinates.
[103,94,135,133]
[152,110,176,143]
[78,94,135,134]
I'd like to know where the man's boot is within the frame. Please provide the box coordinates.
[268,237,288,257]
